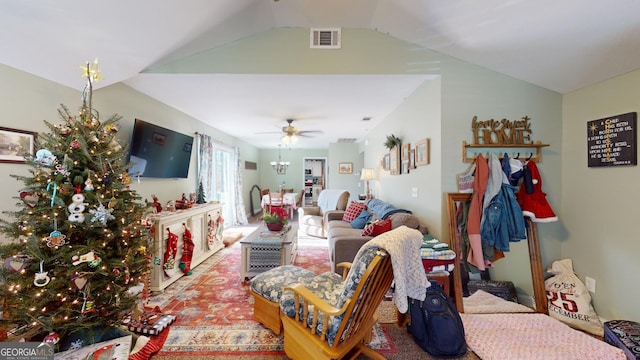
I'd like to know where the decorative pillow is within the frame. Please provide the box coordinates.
[350,209,371,229]
[362,219,392,237]
[342,201,366,222]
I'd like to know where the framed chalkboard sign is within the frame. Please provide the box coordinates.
[587,112,637,167]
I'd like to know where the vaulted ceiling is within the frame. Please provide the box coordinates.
[2,0,639,148]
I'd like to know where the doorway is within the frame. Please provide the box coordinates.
[303,157,326,206]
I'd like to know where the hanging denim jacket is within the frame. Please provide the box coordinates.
[480,183,527,252]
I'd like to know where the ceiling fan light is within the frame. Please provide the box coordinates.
[282,134,298,144]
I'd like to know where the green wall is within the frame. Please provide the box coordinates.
[562,68,640,321]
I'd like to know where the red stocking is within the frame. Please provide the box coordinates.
[179,224,194,275]
[163,229,178,276]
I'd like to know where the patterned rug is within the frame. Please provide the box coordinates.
[148,227,395,357]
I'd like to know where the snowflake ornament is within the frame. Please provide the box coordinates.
[69,338,83,350]
[90,204,115,225]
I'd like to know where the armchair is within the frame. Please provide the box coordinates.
[298,189,350,238]
[279,246,393,360]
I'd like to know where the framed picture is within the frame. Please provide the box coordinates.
[402,161,409,174]
[0,127,36,164]
[402,143,411,161]
[389,146,399,174]
[409,149,417,169]
[415,138,430,166]
[338,162,353,174]
[384,154,390,170]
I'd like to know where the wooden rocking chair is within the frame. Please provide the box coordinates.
[280,247,394,360]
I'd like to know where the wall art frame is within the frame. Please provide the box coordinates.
[415,138,430,166]
[0,127,36,164]
[338,162,353,174]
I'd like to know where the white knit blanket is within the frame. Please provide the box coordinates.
[356,225,428,313]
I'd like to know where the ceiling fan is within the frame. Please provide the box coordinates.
[259,118,323,144]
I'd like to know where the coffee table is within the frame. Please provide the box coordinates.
[240,224,298,280]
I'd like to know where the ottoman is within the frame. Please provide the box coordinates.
[250,265,316,334]
[250,265,345,334]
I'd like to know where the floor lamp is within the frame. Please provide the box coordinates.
[360,168,375,199]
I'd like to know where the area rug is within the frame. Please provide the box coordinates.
[461,313,626,360]
[148,228,395,357]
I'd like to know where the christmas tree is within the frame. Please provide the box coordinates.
[0,60,151,343]
[196,181,206,204]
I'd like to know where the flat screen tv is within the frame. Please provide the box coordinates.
[128,119,194,178]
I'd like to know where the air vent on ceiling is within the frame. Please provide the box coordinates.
[310,28,341,49]
[338,138,358,143]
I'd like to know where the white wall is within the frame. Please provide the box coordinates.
[562,68,640,321]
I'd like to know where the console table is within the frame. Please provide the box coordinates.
[148,203,224,292]
[240,224,298,280]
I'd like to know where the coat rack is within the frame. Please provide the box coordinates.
[462,140,550,163]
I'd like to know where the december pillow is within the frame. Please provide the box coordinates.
[362,219,392,237]
[342,201,366,222]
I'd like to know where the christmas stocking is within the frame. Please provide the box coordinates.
[179,224,194,275]
[163,229,178,277]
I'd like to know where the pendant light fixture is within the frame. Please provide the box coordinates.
[270,144,290,174]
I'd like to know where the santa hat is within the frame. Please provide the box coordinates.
[516,161,558,222]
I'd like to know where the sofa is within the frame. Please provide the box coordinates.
[326,198,428,273]
[298,189,350,238]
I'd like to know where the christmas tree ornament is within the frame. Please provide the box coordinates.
[90,203,115,225]
[34,149,56,166]
[34,261,51,287]
[67,193,87,223]
[55,163,70,177]
[84,178,94,191]
[46,182,58,207]
[71,273,89,291]
[81,290,95,315]
[72,250,99,266]
[43,332,61,344]
[19,191,39,208]
[46,219,67,247]
[4,255,30,273]
[108,195,118,209]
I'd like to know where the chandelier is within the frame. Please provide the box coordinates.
[270,145,290,173]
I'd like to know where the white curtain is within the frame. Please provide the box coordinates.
[197,133,248,226]
[233,146,248,225]
[197,133,214,202]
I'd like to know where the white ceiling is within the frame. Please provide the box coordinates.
[2,0,640,149]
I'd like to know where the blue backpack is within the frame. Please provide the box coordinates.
[407,280,467,357]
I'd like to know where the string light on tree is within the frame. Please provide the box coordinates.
[0,60,152,344]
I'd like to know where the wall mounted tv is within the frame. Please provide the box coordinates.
[128,119,194,178]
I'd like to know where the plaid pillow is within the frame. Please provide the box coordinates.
[342,201,366,222]
[361,219,392,236]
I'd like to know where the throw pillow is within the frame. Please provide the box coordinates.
[350,209,372,229]
[342,201,366,222]
[362,219,392,237]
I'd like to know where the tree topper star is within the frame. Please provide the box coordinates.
[80,58,103,83]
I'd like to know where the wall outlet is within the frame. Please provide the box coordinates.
[411,187,418,198]
[585,276,596,293]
